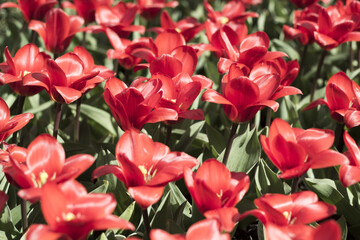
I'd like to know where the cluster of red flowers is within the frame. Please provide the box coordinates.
[1,0,360,239]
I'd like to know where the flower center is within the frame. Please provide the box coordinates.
[22,70,31,77]
[138,165,157,183]
[220,17,229,25]
[175,28,181,33]
[31,170,56,188]
[63,212,76,222]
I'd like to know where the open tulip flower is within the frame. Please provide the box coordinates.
[290,0,328,8]
[237,191,339,240]
[2,134,95,203]
[205,0,258,28]
[26,180,134,240]
[202,63,301,123]
[106,28,144,69]
[184,159,249,231]
[130,30,198,76]
[217,31,288,74]
[0,97,33,143]
[339,131,360,187]
[29,8,84,54]
[0,44,49,96]
[92,128,198,209]
[283,4,321,45]
[314,2,360,50]
[150,219,230,240]
[153,72,212,122]
[62,0,113,24]
[136,0,178,19]
[149,10,204,42]
[260,118,349,179]
[304,71,360,128]
[85,1,145,38]
[0,0,57,22]
[103,77,178,130]
[24,50,102,104]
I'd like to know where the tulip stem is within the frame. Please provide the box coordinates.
[350,42,354,72]
[299,44,308,79]
[11,95,26,144]
[21,199,28,231]
[265,108,272,128]
[142,208,151,239]
[291,177,300,193]
[310,49,327,102]
[223,123,238,167]
[334,122,345,152]
[53,103,63,139]
[74,98,81,142]
[165,124,172,147]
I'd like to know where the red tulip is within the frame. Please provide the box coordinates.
[314,3,360,50]
[260,118,348,179]
[290,0,327,8]
[0,191,8,213]
[0,0,57,22]
[238,191,337,235]
[103,77,178,130]
[92,128,198,209]
[304,72,360,128]
[202,62,300,123]
[85,2,145,38]
[150,219,230,240]
[0,44,49,96]
[62,0,113,24]
[29,8,84,54]
[283,4,321,45]
[0,97,33,143]
[153,72,212,121]
[2,134,95,202]
[339,131,360,187]
[26,180,134,240]
[149,10,204,42]
[264,220,341,240]
[205,0,258,26]
[238,192,340,240]
[106,28,143,70]
[217,31,287,74]
[184,159,249,213]
[136,0,178,19]
[24,50,101,104]
[130,30,198,76]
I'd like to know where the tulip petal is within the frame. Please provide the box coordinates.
[204,207,239,232]
[171,46,198,76]
[149,54,183,78]
[309,150,349,169]
[339,164,360,187]
[26,225,69,240]
[53,86,82,104]
[128,185,164,209]
[313,220,342,240]
[155,30,186,56]
[92,165,126,183]
[344,110,360,129]
[343,131,360,166]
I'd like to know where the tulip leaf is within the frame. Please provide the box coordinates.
[272,39,299,60]
[255,159,284,196]
[219,124,261,173]
[0,206,20,236]
[173,121,205,152]
[305,178,360,226]
[119,202,136,223]
[206,123,226,154]
[204,60,220,87]
[337,215,348,240]
[69,104,117,136]
[24,101,54,114]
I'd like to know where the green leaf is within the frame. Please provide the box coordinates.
[0,206,20,235]
[119,202,136,222]
[173,121,205,152]
[218,124,261,173]
[24,101,54,114]
[255,159,284,195]
[206,123,226,154]
[337,216,348,240]
[69,104,117,136]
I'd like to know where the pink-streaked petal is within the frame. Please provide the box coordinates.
[339,164,360,187]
